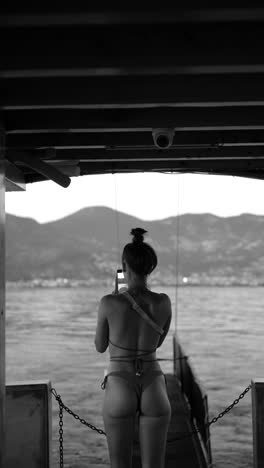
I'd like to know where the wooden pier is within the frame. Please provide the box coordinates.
[132,373,209,468]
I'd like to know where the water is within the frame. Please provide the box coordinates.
[6,285,263,468]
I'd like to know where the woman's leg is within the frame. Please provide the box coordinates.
[102,375,138,468]
[139,375,171,468]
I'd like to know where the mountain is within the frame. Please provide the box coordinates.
[6,207,264,285]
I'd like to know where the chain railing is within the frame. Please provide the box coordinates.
[166,382,252,443]
[51,381,252,468]
[51,388,106,468]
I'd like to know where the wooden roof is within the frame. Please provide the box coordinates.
[3,6,264,188]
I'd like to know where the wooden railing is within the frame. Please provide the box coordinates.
[172,335,212,466]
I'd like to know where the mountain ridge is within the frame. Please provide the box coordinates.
[6,208,264,285]
[9,207,261,225]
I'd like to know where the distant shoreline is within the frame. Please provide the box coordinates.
[6,279,264,288]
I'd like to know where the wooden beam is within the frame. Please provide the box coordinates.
[47,163,80,177]
[6,64,264,79]
[206,171,264,181]
[78,159,264,176]
[21,156,264,180]
[6,129,264,150]
[3,21,264,72]
[0,127,6,468]
[5,161,26,191]
[6,106,264,132]
[3,8,264,27]
[24,168,264,182]
[5,74,264,108]
[8,152,71,188]
[7,146,264,164]
[252,379,264,468]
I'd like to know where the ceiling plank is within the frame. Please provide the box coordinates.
[3,21,264,72]
[75,161,264,180]
[3,8,264,27]
[6,107,264,132]
[78,159,264,171]
[4,74,264,108]
[6,130,264,150]
[23,166,264,182]
[8,146,264,162]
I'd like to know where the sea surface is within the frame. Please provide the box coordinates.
[5,285,263,468]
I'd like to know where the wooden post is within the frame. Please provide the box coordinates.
[252,379,264,468]
[0,128,5,468]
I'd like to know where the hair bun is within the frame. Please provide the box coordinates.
[130,227,147,244]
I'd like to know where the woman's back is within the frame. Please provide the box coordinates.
[107,290,171,356]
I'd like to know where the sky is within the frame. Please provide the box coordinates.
[5,172,264,223]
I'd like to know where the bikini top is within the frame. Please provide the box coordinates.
[109,291,164,356]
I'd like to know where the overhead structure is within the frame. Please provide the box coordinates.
[3,6,264,186]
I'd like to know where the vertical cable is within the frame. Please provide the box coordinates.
[113,174,121,267]
[174,174,181,336]
[173,174,181,376]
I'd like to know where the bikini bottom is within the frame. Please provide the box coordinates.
[101,369,167,413]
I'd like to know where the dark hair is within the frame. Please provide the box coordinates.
[122,227,158,276]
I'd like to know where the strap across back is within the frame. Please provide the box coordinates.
[122,291,164,336]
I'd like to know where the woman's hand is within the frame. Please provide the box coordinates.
[111,286,127,295]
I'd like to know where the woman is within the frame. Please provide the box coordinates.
[94,227,172,468]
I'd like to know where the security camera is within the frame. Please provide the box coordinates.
[152,128,175,149]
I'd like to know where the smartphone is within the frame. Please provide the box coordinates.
[115,268,128,293]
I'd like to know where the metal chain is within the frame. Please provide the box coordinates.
[51,382,252,466]
[58,395,63,467]
[208,382,252,426]
[167,382,252,443]
[51,387,106,468]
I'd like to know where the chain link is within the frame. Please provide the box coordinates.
[51,382,252,466]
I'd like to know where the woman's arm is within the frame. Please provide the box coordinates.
[94,296,110,353]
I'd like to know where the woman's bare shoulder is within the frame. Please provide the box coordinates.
[100,293,127,306]
[156,292,172,316]
[158,292,171,302]
[150,291,171,304]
